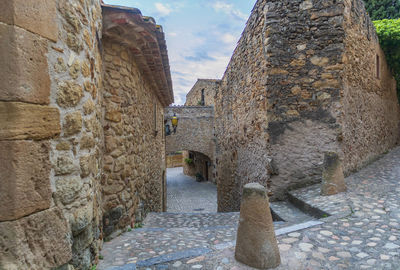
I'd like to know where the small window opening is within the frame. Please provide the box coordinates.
[376,54,380,79]
[201,89,205,106]
[153,103,158,136]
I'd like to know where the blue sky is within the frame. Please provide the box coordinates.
[103,0,256,104]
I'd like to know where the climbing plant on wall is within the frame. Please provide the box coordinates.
[373,19,400,99]
[363,0,400,20]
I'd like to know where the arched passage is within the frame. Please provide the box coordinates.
[164,106,218,213]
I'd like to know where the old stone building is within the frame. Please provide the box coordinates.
[168,0,400,212]
[101,4,173,238]
[165,106,216,182]
[185,79,220,107]
[171,79,220,182]
[0,1,172,269]
[215,0,400,211]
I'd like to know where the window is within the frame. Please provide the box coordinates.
[153,102,157,136]
[376,54,380,79]
[201,89,205,106]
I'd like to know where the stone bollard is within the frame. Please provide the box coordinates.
[235,183,281,269]
[320,152,347,196]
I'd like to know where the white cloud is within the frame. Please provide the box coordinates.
[212,1,248,22]
[155,2,172,17]
[168,32,178,37]
[221,33,237,44]
[170,51,231,105]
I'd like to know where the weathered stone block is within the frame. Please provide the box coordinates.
[0,207,72,269]
[70,203,93,236]
[0,102,60,140]
[54,155,77,176]
[105,110,122,122]
[0,24,51,104]
[83,99,95,115]
[235,183,280,269]
[57,81,83,108]
[80,134,96,149]
[64,111,82,136]
[0,141,51,221]
[80,155,96,177]
[55,177,83,205]
[0,0,58,41]
[72,226,93,253]
[321,152,346,196]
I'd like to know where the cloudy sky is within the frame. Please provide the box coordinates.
[103,0,256,104]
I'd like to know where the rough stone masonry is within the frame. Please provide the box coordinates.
[0,1,173,269]
[214,0,400,211]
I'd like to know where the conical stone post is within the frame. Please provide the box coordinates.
[320,152,347,196]
[235,183,281,269]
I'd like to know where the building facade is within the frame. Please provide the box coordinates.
[215,0,400,211]
[0,1,173,269]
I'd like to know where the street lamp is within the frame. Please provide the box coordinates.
[171,113,178,134]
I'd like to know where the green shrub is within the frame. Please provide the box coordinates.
[373,19,400,99]
[184,158,193,165]
[134,222,143,229]
[363,0,400,20]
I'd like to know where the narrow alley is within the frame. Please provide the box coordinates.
[166,167,217,213]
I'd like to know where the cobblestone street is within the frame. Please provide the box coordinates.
[98,148,400,270]
[166,167,217,213]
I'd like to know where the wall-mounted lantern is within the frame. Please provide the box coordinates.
[171,113,179,134]
[165,123,171,136]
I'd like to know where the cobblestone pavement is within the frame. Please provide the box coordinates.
[166,167,217,213]
[98,147,400,270]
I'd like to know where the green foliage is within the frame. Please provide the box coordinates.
[134,222,143,229]
[99,255,104,260]
[373,19,400,98]
[91,265,97,270]
[363,0,400,20]
[184,158,193,165]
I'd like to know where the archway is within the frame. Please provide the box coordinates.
[165,149,217,213]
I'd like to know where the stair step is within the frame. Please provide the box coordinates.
[270,201,315,224]
[143,212,240,229]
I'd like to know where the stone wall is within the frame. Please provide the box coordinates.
[167,153,183,168]
[214,0,400,212]
[165,106,216,183]
[185,79,220,106]
[0,0,104,269]
[183,151,196,176]
[165,106,215,159]
[49,1,104,268]
[340,0,400,173]
[0,1,173,269]
[215,0,273,211]
[102,40,166,237]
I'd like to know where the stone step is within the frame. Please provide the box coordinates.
[143,212,240,229]
[270,200,316,224]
